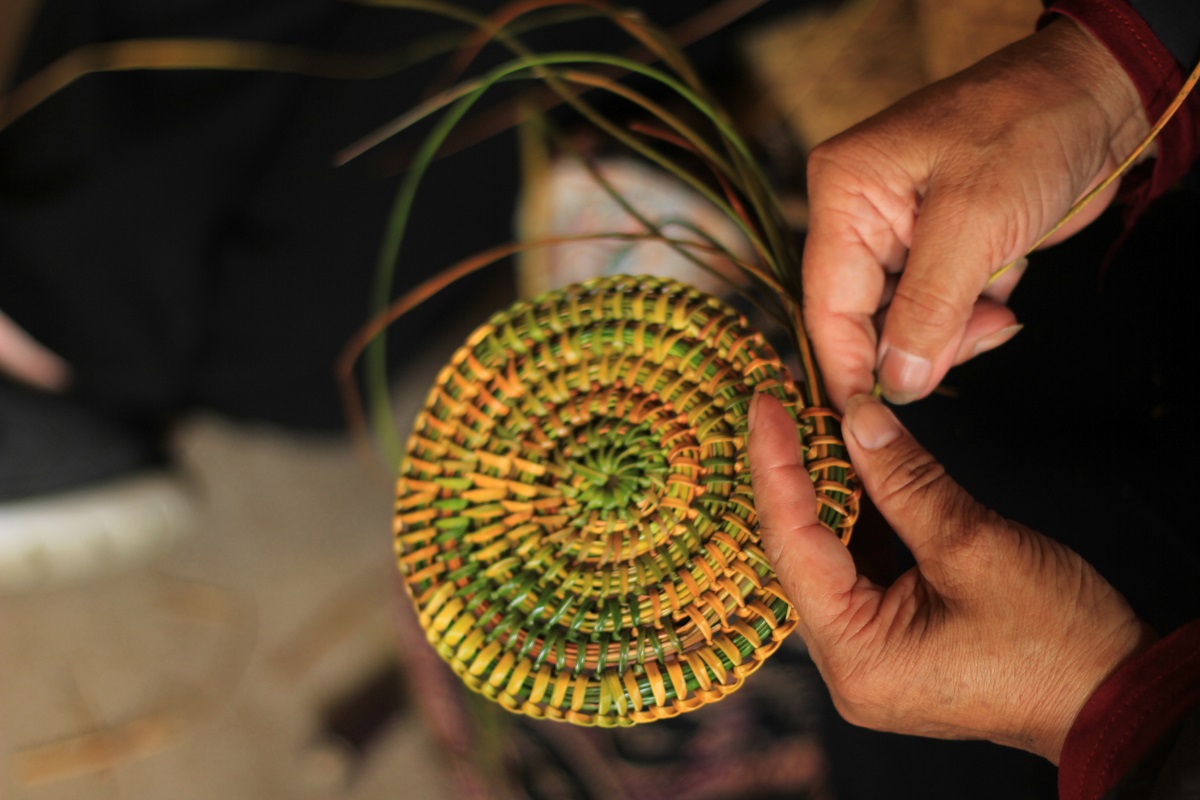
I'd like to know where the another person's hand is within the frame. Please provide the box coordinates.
[0,309,70,391]
[804,17,1149,407]
[746,392,1155,762]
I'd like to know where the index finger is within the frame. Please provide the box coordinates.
[747,393,859,628]
[803,165,912,410]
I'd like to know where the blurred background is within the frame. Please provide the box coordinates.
[3,1,1197,798]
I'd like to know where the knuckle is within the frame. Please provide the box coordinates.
[805,143,838,188]
[920,496,1007,589]
[869,444,948,510]
[807,138,843,173]
[938,496,1001,552]
[807,135,873,190]
[750,462,811,507]
[890,281,970,341]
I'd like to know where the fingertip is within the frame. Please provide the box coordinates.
[956,323,1023,365]
[805,318,878,411]
[747,393,816,544]
[747,394,812,565]
[841,393,976,567]
[747,392,804,470]
[875,346,933,405]
[843,393,903,451]
[825,369,877,412]
[801,260,886,413]
[747,390,762,437]
[939,296,1019,367]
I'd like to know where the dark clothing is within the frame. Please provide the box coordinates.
[1,0,520,432]
[1047,0,1200,210]
[831,4,1200,798]
[1060,621,1200,800]
[0,0,769,433]
[3,2,1199,797]
[1131,0,1200,71]
[839,180,1200,800]
[1038,3,1200,798]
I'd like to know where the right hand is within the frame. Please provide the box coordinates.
[803,16,1149,408]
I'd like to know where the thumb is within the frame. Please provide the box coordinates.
[840,393,989,575]
[877,190,1016,404]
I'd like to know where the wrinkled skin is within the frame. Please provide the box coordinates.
[803,17,1148,407]
[749,16,1158,763]
[748,393,1155,763]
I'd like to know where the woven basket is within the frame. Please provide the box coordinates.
[395,275,857,726]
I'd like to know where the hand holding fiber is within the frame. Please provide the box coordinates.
[802,17,1148,408]
[748,391,1154,762]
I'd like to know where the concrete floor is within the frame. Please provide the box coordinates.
[1,349,462,799]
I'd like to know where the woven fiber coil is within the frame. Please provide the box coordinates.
[395,275,856,726]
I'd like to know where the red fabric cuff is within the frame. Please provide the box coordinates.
[1043,0,1200,210]
[1058,619,1200,800]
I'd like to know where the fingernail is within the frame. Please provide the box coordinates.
[747,392,761,434]
[971,323,1023,358]
[844,393,901,450]
[876,347,931,405]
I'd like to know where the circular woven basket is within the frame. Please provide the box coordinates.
[395,275,855,726]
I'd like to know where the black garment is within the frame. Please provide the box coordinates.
[1131,0,1200,69]
[1129,0,1200,192]
[823,191,1200,800]
[1,0,521,431]
[0,0,777,434]
[1104,709,1200,799]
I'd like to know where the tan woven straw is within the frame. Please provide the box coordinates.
[395,275,857,726]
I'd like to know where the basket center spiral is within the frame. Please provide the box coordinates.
[560,418,664,515]
[395,275,828,727]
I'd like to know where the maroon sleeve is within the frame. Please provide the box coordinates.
[1043,0,1200,210]
[1057,620,1200,800]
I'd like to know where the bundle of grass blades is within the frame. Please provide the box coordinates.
[342,1,861,727]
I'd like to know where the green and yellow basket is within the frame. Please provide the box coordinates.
[354,1,863,727]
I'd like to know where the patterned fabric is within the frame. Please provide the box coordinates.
[396,588,832,800]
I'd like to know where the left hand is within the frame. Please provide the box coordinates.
[746,391,1154,763]
[0,309,70,391]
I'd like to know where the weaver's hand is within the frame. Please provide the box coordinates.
[804,17,1148,407]
[747,392,1154,763]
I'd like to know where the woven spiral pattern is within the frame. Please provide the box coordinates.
[395,275,855,726]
